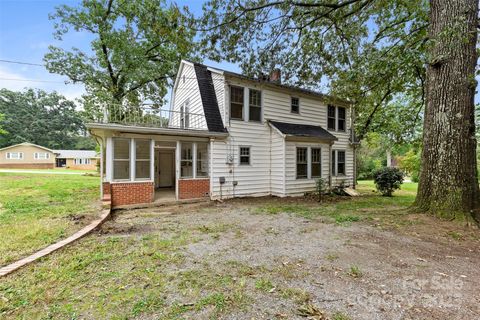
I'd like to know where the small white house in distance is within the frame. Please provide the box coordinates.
[87,60,358,207]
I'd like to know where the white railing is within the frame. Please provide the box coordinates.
[92,104,207,130]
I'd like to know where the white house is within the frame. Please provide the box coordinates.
[87,60,358,207]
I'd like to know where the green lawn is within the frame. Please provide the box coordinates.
[0,172,100,266]
[0,168,98,174]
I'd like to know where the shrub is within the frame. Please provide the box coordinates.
[315,178,327,202]
[373,167,404,196]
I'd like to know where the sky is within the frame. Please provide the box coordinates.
[0,0,239,104]
[0,0,478,105]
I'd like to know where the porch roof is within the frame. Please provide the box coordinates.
[269,120,338,142]
[86,123,229,138]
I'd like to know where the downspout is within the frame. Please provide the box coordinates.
[328,143,333,190]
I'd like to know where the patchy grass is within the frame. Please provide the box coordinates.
[0,172,99,265]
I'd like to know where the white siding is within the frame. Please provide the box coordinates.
[171,62,207,129]
[211,71,226,124]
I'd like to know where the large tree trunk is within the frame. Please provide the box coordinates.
[415,0,480,223]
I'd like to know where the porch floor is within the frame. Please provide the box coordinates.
[154,188,176,203]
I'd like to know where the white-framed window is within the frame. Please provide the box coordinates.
[311,148,321,178]
[180,100,190,128]
[239,146,250,165]
[296,147,308,179]
[34,152,50,160]
[135,139,150,180]
[6,152,23,160]
[230,86,244,120]
[113,138,130,180]
[328,105,346,132]
[332,150,346,176]
[74,158,91,165]
[196,142,209,177]
[291,97,300,114]
[248,89,262,122]
[181,142,193,178]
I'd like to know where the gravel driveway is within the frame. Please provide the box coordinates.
[108,198,480,320]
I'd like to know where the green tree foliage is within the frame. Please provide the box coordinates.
[398,149,421,182]
[373,167,404,196]
[44,0,196,112]
[199,0,428,141]
[0,113,6,135]
[0,89,91,149]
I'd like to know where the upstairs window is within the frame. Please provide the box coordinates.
[230,86,244,120]
[311,148,321,178]
[249,89,262,122]
[296,147,308,179]
[239,147,250,165]
[328,105,336,130]
[328,105,347,132]
[180,100,190,128]
[291,97,299,114]
[338,107,346,132]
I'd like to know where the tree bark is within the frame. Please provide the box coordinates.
[415,0,480,223]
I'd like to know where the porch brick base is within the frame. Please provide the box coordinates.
[109,182,154,206]
[178,178,210,199]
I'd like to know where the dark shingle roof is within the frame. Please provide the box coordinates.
[193,64,227,133]
[270,120,337,141]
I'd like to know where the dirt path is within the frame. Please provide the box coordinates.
[110,200,480,320]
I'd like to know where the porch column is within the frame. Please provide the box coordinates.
[192,142,197,179]
[130,138,135,181]
[175,141,181,200]
[106,137,113,181]
[150,139,155,181]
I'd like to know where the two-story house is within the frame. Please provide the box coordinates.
[87,60,357,207]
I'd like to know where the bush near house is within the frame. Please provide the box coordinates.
[373,167,404,196]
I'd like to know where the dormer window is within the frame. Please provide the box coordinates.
[230,86,244,120]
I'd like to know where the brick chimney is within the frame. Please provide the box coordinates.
[269,69,281,83]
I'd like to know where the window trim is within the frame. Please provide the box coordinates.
[291,96,300,114]
[327,105,336,131]
[230,85,244,121]
[296,147,308,179]
[196,142,209,177]
[239,146,251,166]
[248,89,262,122]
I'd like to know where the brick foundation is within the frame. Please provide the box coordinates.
[0,163,55,169]
[178,178,210,199]
[110,182,154,206]
[102,182,111,195]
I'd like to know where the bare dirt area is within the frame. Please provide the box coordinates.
[107,198,480,320]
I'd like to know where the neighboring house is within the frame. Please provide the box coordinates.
[54,150,99,170]
[0,142,56,169]
[87,60,358,207]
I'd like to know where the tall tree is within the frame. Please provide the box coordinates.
[0,89,86,149]
[199,0,479,223]
[414,0,479,220]
[44,0,196,111]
